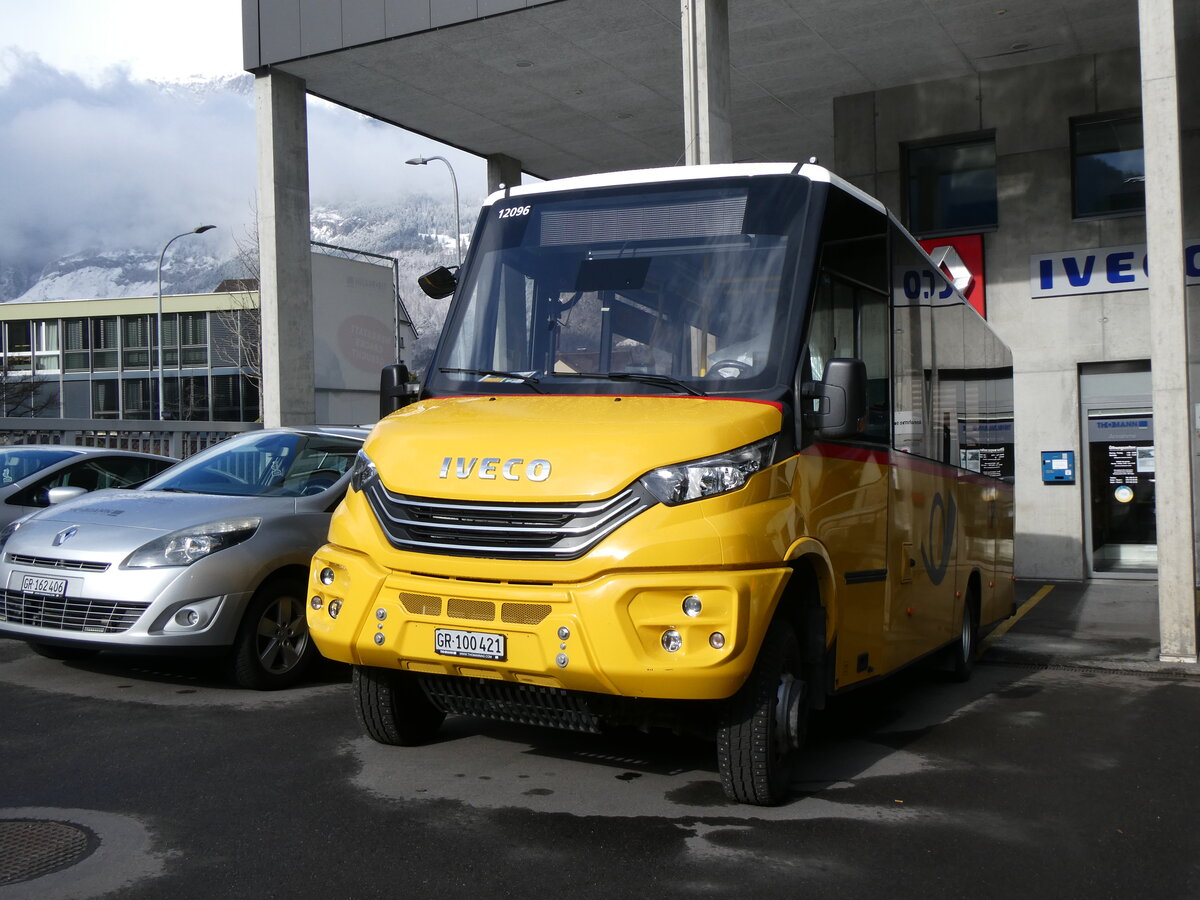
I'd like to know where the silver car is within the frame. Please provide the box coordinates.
[0,427,366,689]
[0,446,178,527]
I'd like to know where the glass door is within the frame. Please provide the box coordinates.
[1080,364,1156,577]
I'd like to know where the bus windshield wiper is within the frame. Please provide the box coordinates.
[555,371,706,397]
[439,368,544,393]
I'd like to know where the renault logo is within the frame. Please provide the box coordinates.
[52,526,78,546]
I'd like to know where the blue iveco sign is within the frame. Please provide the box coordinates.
[1030,240,1200,298]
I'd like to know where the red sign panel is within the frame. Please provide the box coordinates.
[919,234,986,318]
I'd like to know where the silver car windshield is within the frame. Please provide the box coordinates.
[142,432,361,497]
[430,177,812,398]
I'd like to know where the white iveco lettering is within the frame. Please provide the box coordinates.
[439,457,552,482]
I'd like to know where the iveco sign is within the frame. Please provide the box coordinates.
[439,457,552,482]
[1030,240,1200,298]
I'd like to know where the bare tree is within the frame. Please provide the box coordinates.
[0,362,56,417]
[212,211,263,417]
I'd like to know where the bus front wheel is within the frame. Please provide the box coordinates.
[353,665,445,746]
[717,620,807,806]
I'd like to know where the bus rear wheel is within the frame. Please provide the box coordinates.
[717,620,807,806]
[353,665,445,746]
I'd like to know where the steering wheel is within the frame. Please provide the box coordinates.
[298,469,342,496]
[708,358,753,378]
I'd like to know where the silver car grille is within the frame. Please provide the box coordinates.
[362,482,656,560]
[7,553,110,573]
[0,591,145,633]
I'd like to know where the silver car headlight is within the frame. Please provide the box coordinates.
[639,437,776,506]
[349,448,378,493]
[123,517,262,568]
[0,518,24,554]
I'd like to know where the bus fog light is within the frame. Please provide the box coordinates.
[709,632,726,650]
[557,626,571,640]
[328,599,343,619]
[319,567,335,585]
[556,653,568,668]
[310,596,323,611]
[374,632,385,645]
[662,630,682,652]
[682,595,702,617]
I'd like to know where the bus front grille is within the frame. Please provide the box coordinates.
[362,482,655,560]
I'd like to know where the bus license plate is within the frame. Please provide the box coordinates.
[434,628,507,661]
[21,575,67,597]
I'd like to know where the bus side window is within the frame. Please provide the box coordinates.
[806,271,889,445]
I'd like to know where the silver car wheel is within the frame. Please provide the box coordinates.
[231,574,318,690]
[256,593,309,674]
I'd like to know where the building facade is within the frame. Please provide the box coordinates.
[832,46,1198,583]
[0,291,262,423]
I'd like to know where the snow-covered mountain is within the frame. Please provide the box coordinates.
[7,248,236,303]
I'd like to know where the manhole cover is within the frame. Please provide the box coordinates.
[0,819,99,886]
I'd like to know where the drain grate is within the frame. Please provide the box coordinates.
[0,819,99,886]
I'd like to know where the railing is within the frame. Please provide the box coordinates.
[0,418,262,459]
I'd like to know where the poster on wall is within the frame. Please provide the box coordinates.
[1087,414,1156,551]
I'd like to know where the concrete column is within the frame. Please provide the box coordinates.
[1139,0,1198,662]
[681,0,733,165]
[486,153,522,193]
[255,70,316,427]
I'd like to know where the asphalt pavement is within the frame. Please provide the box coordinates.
[2,579,1199,899]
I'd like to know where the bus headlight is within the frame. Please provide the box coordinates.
[639,437,775,506]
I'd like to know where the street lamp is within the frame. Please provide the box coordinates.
[157,225,215,420]
[406,156,461,265]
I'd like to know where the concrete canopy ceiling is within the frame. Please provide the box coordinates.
[253,0,1143,181]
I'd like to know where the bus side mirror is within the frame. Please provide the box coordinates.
[804,357,867,440]
[380,364,411,417]
[418,265,458,299]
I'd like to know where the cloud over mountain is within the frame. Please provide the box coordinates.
[0,50,485,301]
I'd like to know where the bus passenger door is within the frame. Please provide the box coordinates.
[803,267,891,689]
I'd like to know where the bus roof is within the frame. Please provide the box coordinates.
[486,162,886,215]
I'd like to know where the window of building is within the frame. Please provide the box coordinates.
[122,315,151,369]
[903,134,997,237]
[5,320,32,373]
[1072,112,1144,219]
[179,375,209,420]
[180,312,208,367]
[64,319,90,372]
[34,321,60,373]
[92,379,119,418]
[122,377,152,419]
[92,318,118,371]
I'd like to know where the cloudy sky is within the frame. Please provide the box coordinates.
[0,0,487,270]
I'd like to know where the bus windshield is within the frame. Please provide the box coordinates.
[429,176,814,398]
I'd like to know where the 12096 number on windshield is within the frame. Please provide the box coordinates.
[434,628,507,661]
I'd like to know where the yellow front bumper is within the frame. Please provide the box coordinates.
[307,545,791,701]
